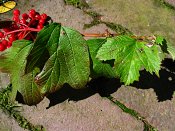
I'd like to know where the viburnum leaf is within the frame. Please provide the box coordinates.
[0,40,43,104]
[96,35,161,85]
[30,23,90,94]
[87,39,116,78]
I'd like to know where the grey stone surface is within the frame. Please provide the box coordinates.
[21,96,143,131]
[0,110,24,131]
[0,0,144,130]
[0,73,10,89]
[87,0,175,44]
[112,86,175,131]
[1,0,175,131]
[165,0,175,7]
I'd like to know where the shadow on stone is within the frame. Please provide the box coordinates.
[132,58,175,102]
[17,58,175,107]
[46,77,121,108]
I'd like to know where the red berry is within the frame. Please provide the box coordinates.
[2,40,8,46]
[20,19,27,24]
[29,9,36,18]
[0,32,4,38]
[37,24,44,29]
[41,13,47,20]
[39,19,45,25]
[13,9,20,16]
[29,20,38,27]
[6,45,11,48]
[3,28,11,33]
[17,34,23,39]
[13,16,19,22]
[8,35,16,42]
[35,14,41,20]
[29,13,35,19]
[22,13,29,20]
[29,9,36,14]
[0,44,6,51]
[7,42,12,46]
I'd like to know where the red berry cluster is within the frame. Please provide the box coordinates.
[0,9,49,51]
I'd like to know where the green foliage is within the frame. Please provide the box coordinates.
[107,95,158,131]
[25,23,60,73]
[154,0,175,10]
[64,0,89,9]
[83,11,102,29]
[0,23,175,105]
[31,23,90,95]
[96,35,161,85]
[0,40,43,104]
[102,22,133,35]
[83,11,133,35]
[0,84,45,130]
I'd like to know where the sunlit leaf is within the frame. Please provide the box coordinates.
[28,23,90,94]
[97,35,161,85]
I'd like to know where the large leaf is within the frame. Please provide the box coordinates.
[97,35,161,85]
[29,24,90,94]
[87,39,116,78]
[0,40,44,104]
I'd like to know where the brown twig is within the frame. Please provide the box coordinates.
[81,29,156,41]
[82,29,118,37]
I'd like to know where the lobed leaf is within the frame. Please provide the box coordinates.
[29,23,90,94]
[97,35,161,85]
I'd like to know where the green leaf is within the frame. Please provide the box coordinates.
[97,35,161,85]
[87,39,116,78]
[32,25,90,94]
[26,23,61,73]
[0,40,43,104]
